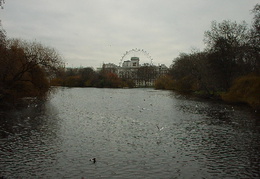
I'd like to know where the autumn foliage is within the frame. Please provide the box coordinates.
[50,67,135,88]
[221,75,260,109]
[154,4,260,108]
[0,26,63,104]
[154,75,174,90]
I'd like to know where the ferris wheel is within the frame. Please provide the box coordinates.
[119,48,153,66]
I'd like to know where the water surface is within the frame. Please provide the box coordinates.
[0,88,259,178]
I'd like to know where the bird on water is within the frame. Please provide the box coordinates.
[90,158,96,163]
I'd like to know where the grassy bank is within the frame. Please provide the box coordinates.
[221,75,260,109]
[155,74,260,110]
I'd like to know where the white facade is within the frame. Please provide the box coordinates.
[122,57,140,68]
[100,57,169,87]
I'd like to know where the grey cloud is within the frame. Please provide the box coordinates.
[0,0,258,68]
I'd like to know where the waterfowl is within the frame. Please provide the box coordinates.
[156,125,164,131]
[90,158,96,163]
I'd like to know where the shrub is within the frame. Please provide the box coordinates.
[155,75,175,90]
[222,75,260,108]
[64,76,82,87]
[172,76,197,92]
[50,78,65,86]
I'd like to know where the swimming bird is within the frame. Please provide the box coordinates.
[90,158,96,163]
[156,125,164,131]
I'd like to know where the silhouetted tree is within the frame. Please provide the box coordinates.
[78,67,97,87]
[165,4,260,106]
[248,4,260,74]
[204,20,250,91]
[137,65,157,87]
[0,38,63,101]
[170,53,202,92]
[0,23,5,45]
[0,0,4,9]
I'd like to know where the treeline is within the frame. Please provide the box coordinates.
[50,67,135,88]
[0,23,63,105]
[155,4,260,108]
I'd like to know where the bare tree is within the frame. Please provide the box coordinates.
[0,22,6,45]
[204,20,251,90]
[137,65,157,87]
[0,39,64,100]
[7,39,64,79]
[249,4,260,74]
[204,20,249,50]
[0,0,4,9]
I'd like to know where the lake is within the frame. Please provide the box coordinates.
[0,87,259,178]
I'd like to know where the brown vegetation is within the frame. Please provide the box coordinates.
[0,25,63,105]
[154,75,175,90]
[222,75,260,109]
[50,67,136,88]
[156,4,260,108]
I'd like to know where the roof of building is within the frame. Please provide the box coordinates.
[131,57,139,61]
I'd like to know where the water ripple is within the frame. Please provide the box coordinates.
[0,88,259,178]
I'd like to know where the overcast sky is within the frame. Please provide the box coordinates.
[0,0,258,68]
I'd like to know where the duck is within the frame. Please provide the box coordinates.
[90,158,96,163]
[156,125,164,131]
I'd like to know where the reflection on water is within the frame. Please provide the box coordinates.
[0,88,259,178]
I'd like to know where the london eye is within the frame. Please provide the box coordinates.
[119,48,154,67]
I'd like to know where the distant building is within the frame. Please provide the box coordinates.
[157,64,169,76]
[99,57,169,87]
[101,63,119,74]
[122,57,140,68]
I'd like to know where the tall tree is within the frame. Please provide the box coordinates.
[0,0,4,9]
[204,20,249,50]
[249,4,260,74]
[0,39,63,101]
[78,67,97,87]
[137,65,157,87]
[0,23,5,45]
[9,39,63,76]
[204,20,250,90]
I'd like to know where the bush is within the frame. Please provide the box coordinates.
[50,78,65,86]
[222,75,260,108]
[64,76,82,87]
[172,76,197,92]
[155,75,175,90]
